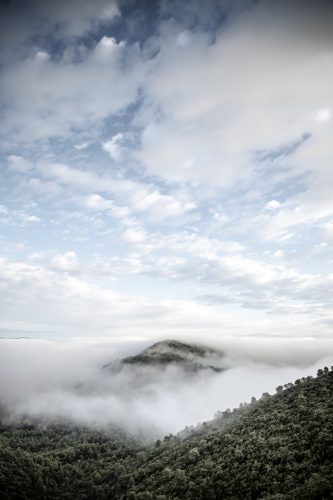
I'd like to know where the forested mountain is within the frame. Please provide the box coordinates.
[0,367,332,499]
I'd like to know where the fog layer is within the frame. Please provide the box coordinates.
[1,336,332,437]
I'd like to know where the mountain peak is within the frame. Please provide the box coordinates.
[103,339,226,374]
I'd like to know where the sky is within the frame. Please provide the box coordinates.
[0,0,333,341]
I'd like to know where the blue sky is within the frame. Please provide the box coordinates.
[0,0,333,339]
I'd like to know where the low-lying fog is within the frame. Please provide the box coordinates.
[1,336,332,439]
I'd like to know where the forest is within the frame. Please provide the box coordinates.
[0,367,332,499]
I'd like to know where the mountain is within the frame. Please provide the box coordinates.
[1,367,332,499]
[103,339,226,374]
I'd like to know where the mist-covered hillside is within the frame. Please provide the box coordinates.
[1,336,332,438]
[1,367,332,499]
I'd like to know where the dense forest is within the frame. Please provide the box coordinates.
[0,367,332,499]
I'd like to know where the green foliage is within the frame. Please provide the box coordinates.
[0,368,332,499]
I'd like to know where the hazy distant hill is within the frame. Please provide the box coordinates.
[1,366,332,499]
[103,339,226,374]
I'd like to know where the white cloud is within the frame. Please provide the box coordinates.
[7,155,33,172]
[0,35,143,141]
[106,229,333,317]
[315,107,331,123]
[74,141,91,150]
[96,36,125,55]
[255,128,333,239]
[134,0,333,203]
[27,177,62,196]
[0,255,275,338]
[265,200,281,210]
[122,227,146,244]
[35,51,49,61]
[84,194,113,211]
[102,132,124,160]
[19,214,41,223]
[0,228,332,339]
[51,251,79,272]
[35,161,196,222]
[0,205,41,226]
[323,222,333,240]
[212,212,231,225]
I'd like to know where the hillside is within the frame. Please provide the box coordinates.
[103,339,226,374]
[0,367,332,499]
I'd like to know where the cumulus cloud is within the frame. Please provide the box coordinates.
[134,0,333,236]
[0,0,120,62]
[0,35,142,141]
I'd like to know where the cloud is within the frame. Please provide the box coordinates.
[1,250,331,340]
[103,132,124,160]
[0,204,41,227]
[30,0,120,38]
[315,107,331,123]
[252,129,333,239]
[51,251,79,272]
[83,193,114,211]
[7,156,195,224]
[0,336,332,436]
[27,177,63,196]
[122,227,146,244]
[134,0,333,204]
[74,141,91,150]
[19,214,41,223]
[323,222,333,241]
[265,200,281,210]
[0,255,234,338]
[96,229,333,318]
[34,161,196,222]
[7,155,33,172]
[0,205,9,216]
[0,0,120,62]
[0,35,143,141]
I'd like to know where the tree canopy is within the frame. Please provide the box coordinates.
[1,367,332,499]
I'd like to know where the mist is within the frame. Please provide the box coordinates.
[1,336,332,439]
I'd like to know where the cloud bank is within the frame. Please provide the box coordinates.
[1,337,332,437]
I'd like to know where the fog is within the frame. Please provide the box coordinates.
[1,336,332,439]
